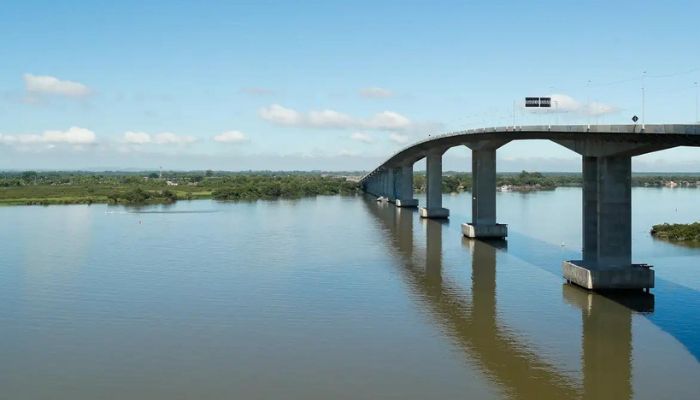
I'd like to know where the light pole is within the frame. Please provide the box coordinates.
[695,81,698,123]
[641,71,646,129]
[586,80,591,129]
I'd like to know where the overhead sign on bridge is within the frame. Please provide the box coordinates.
[525,97,551,107]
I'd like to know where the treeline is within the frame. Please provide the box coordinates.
[0,171,360,205]
[414,171,580,193]
[211,175,358,200]
[414,171,700,193]
[107,188,178,205]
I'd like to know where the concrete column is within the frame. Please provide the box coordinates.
[582,157,598,264]
[426,152,442,209]
[563,154,653,290]
[395,164,418,207]
[462,148,507,238]
[376,172,389,201]
[386,169,396,202]
[597,156,631,267]
[420,151,449,218]
[472,149,497,225]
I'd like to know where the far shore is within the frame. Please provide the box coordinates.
[2,170,700,206]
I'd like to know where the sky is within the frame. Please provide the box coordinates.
[1,0,699,171]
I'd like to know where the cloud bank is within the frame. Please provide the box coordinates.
[0,127,96,146]
[123,131,196,145]
[259,104,412,131]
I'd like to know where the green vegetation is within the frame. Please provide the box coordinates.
[415,171,582,193]
[650,222,700,243]
[0,171,360,206]
[2,170,700,206]
[107,188,178,205]
[211,175,358,200]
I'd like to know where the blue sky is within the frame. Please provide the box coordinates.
[1,0,699,171]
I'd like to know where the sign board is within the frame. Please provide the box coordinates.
[525,97,540,107]
[525,97,552,107]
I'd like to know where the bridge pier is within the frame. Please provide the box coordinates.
[562,153,653,290]
[462,143,508,238]
[385,169,396,202]
[420,150,449,218]
[395,164,418,207]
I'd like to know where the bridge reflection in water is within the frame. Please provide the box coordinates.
[367,199,639,400]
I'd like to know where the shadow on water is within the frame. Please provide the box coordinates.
[366,199,638,400]
[503,230,700,362]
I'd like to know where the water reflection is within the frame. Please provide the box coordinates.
[368,200,581,399]
[562,285,632,399]
[365,197,692,399]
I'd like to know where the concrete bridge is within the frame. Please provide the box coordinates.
[359,124,700,290]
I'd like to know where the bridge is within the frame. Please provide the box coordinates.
[359,124,700,291]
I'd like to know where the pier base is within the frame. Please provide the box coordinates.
[419,207,449,219]
[562,260,654,290]
[461,223,508,239]
[395,199,418,208]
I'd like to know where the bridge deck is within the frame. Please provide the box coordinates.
[360,124,700,182]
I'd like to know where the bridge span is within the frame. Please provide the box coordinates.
[359,124,700,291]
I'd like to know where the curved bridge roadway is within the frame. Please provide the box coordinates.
[359,124,700,290]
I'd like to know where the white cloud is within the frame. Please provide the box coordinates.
[366,111,411,129]
[122,131,196,145]
[123,131,152,144]
[0,127,96,146]
[214,130,249,143]
[307,109,354,128]
[389,132,409,144]
[350,132,374,143]
[259,104,303,126]
[23,74,90,97]
[524,94,618,116]
[259,104,413,131]
[360,87,393,98]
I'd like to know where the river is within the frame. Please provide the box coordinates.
[1,188,699,399]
